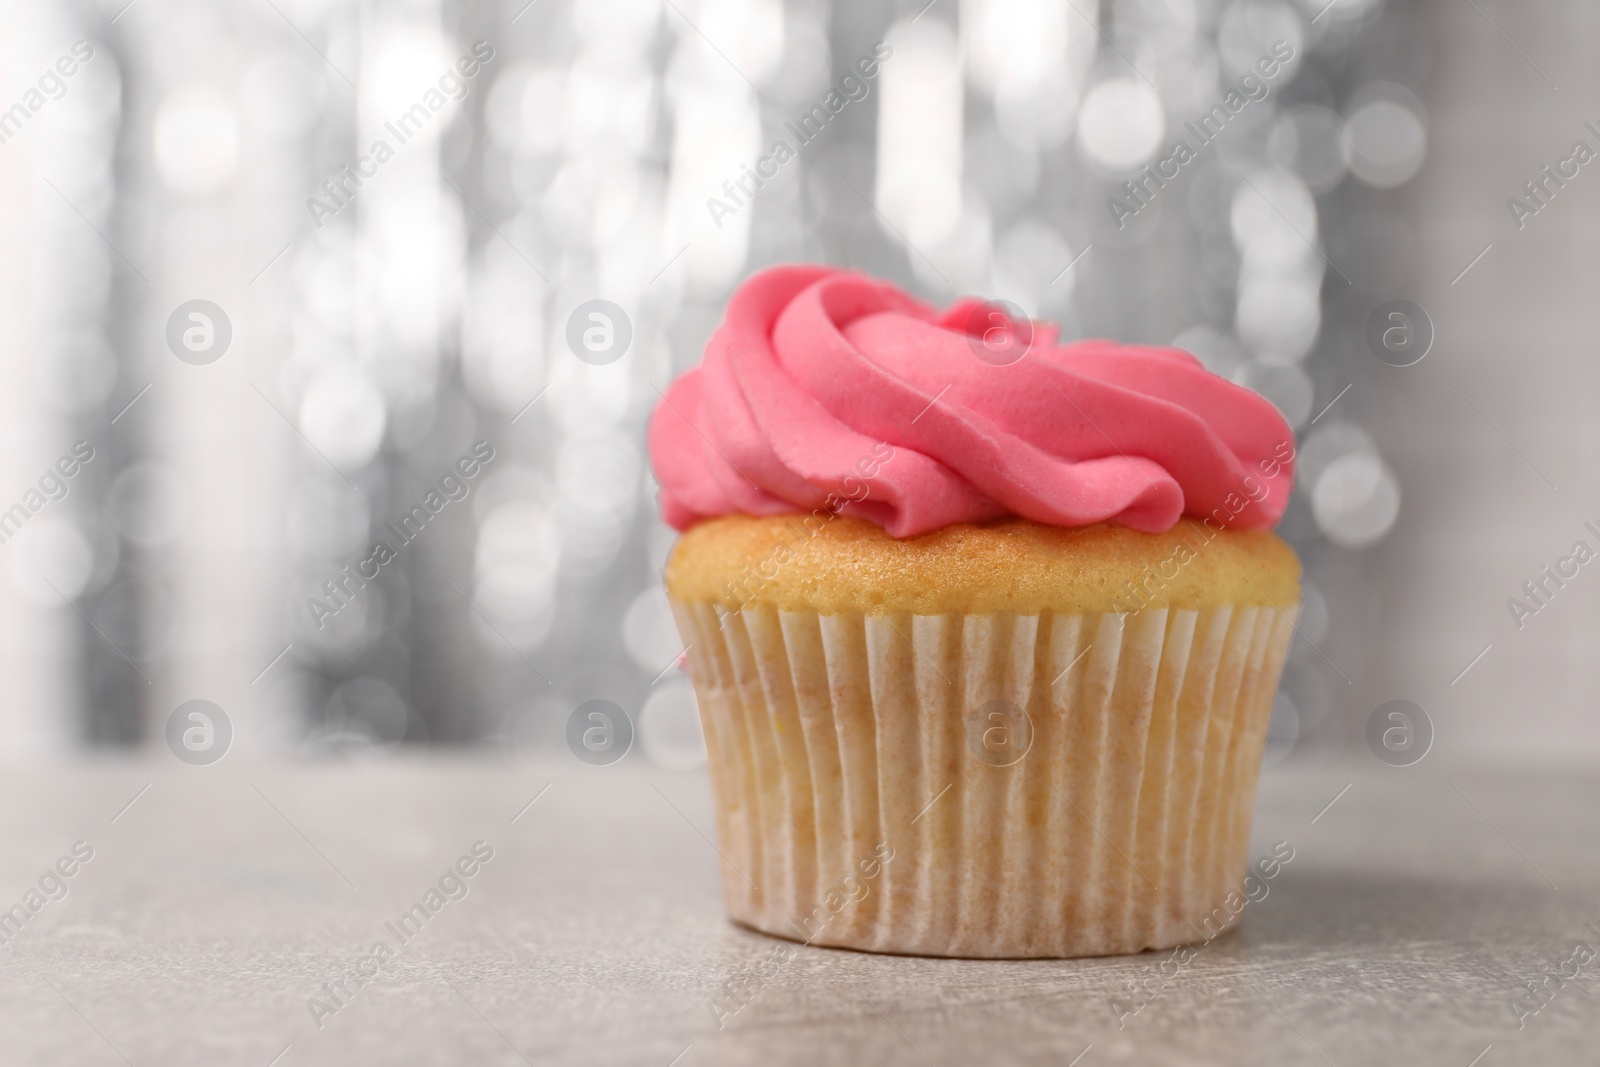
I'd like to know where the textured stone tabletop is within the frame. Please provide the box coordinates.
[0,754,1594,1066]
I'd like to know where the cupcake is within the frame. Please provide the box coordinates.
[648,266,1300,959]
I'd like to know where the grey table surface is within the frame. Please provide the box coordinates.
[0,753,1595,1066]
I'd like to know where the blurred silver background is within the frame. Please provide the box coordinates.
[0,0,1575,765]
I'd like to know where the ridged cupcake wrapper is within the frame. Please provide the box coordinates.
[671,600,1297,959]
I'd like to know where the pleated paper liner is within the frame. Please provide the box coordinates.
[671,600,1298,959]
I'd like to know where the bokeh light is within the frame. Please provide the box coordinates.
[1343,93,1427,188]
[1077,78,1164,169]
[1312,452,1402,547]
[152,84,240,193]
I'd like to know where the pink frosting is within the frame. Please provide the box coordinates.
[648,265,1295,538]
